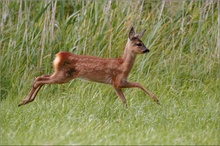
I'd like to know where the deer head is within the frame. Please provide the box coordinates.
[127,27,149,54]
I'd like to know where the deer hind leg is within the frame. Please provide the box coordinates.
[114,88,128,108]
[18,72,75,107]
[117,81,160,105]
[18,75,52,106]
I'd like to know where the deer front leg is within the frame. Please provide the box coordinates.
[114,88,128,108]
[117,81,160,105]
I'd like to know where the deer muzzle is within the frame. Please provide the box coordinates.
[143,49,150,53]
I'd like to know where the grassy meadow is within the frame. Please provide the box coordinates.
[1,0,220,145]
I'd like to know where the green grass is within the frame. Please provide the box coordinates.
[1,0,219,145]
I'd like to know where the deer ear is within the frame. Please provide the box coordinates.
[136,29,146,38]
[129,27,135,40]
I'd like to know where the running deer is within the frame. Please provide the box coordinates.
[18,27,159,107]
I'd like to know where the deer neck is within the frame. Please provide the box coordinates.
[121,43,137,74]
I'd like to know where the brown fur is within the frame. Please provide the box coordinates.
[18,27,159,107]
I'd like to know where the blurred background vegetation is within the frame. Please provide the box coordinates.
[1,0,219,99]
[0,0,219,145]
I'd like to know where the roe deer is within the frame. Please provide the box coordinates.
[18,27,159,107]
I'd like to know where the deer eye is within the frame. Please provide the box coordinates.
[136,43,142,46]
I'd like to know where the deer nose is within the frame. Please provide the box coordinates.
[143,49,150,53]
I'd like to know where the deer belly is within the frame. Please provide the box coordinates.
[78,70,113,84]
